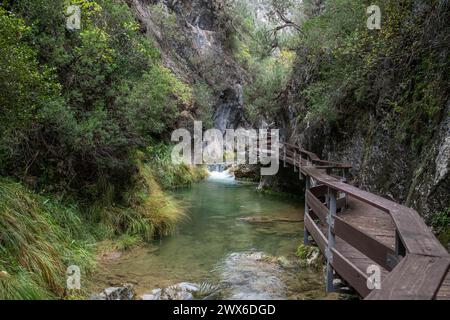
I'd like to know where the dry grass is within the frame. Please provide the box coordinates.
[94,163,186,242]
[0,180,72,298]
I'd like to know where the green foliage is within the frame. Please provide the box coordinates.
[296,244,321,268]
[431,208,450,247]
[0,161,190,299]
[245,50,295,122]
[0,179,95,299]
[0,0,192,196]
[119,65,192,137]
[289,0,449,151]
[89,161,186,241]
[193,81,215,128]
[144,144,208,190]
[149,3,184,45]
[0,1,200,299]
[225,1,297,123]
[233,0,449,153]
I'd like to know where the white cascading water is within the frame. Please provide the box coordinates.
[207,164,236,184]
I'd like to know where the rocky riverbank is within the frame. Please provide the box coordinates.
[91,251,328,300]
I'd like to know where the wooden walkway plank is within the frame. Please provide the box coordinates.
[366,255,450,300]
[303,167,448,258]
[331,247,371,297]
[334,215,395,271]
[259,140,450,299]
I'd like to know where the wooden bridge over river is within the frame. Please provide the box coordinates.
[261,139,450,300]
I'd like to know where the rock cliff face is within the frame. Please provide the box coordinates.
[127,0,245,131]
[128,0,449,219]
[256,104,449,220]
[280,100,450,220]
[256,1,449,220]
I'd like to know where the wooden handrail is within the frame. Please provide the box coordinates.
[257,139,450,299]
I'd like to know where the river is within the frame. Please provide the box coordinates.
[90,170,327,300]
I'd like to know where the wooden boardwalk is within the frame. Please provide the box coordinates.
[264,141,450,299]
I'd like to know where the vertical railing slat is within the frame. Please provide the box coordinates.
[326,188,337,293]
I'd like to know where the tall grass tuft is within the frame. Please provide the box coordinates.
[146,144,208,190]
[0,179,95,299]
[91,162,186,242]
[133,164,186,238]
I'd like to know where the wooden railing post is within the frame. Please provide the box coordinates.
[326,187,337,293]
[304,177,311,246]
[395,230,406,257]
[342,168,349,209]
[294,151,298,172]
[298,153,303,180]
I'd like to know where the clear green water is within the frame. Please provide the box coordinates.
[91,175,327,299]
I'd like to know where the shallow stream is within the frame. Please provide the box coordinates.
[91,170,327,300]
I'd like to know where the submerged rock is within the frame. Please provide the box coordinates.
[91,284,135,300]
[277,256,295,269]
[218,252,286,300]
[238,216,303,224]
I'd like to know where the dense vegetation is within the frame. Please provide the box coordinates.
[228,0,449,152]
[0,0,448,300]
[226,0,449,215]
[0,0,206,299]
[222,0,449,244]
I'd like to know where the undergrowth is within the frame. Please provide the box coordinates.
[0,179,95,300]
[145,144,209,190]
[0,153,204,299]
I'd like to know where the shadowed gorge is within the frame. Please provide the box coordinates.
[0,0,449,301]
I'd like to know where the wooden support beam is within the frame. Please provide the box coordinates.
[326,188,337,293]
[304,177,311,246]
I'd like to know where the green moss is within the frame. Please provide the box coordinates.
[296,244,322,269]
[431,208,450,249]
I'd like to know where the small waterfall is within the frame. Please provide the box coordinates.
[207,164,236,184]
[208,163,228,173]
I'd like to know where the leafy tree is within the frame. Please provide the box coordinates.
[0,0,192,198]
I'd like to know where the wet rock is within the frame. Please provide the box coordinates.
[142,288,162,301]
[91,284,135,300]
[214,85,245,133]
[297,244,323,269]
[277,256,295,269]
[231,164,260,182]
[306,250,321,267]
[142,282,200,300]
[218,252,286,300]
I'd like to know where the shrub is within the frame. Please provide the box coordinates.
[0,0,192,199]
[145,144,208,190]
